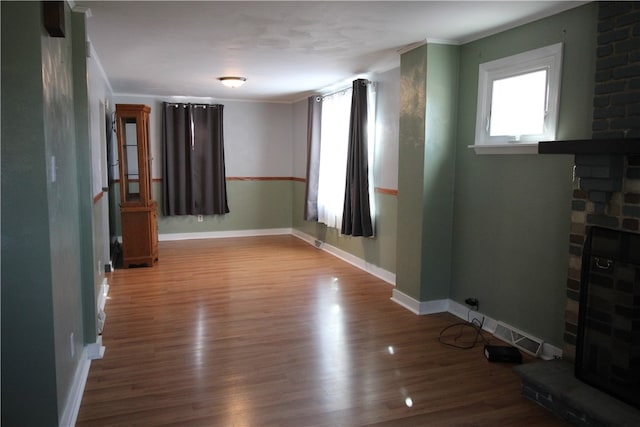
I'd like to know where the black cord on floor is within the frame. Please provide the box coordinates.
[438,314,488,350]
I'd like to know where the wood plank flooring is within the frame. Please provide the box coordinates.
[77,235,565,426]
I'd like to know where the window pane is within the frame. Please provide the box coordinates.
[317,89,352,228]
[489,69,547,137]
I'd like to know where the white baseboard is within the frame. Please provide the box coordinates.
[447,299,499,334]
[390,289,563,360]
[97,278,109,312]
[390,289,448,314]
[158,227,562,361]
[158,228,395,284]
[97,278,109,335]
[87,335,106,360]
[290,228,316,245]
[159,228,292,241]
[291,229,396,285]
[540,342,563,360]
[59,348,92,427]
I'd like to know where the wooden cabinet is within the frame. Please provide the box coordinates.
[115,104,158,267]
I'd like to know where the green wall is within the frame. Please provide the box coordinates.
[156,180,294,234]
[450,3,598,346]
[1,2,93,424]
[121,180,396,277]
[421,44,459,300]
[396,45,428,297]
[71,10,98,346]
[396,43,459,300]
[1,3,59,424]
[110,180,294,236]
[292,182,398,274]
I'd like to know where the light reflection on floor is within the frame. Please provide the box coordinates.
[315,275,352,412]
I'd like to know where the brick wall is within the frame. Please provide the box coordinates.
[593,1,640,140]
[564,1,640,361]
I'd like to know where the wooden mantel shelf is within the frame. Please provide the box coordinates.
[538,138,640,155]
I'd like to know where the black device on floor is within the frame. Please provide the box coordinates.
[484,344,522,363]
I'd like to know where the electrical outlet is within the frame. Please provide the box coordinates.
[465,297,479,309]
[69,332,75,358]
[197,215,204,222]
[50,156,56,183]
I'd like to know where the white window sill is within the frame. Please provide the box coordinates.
[468,143,539,155]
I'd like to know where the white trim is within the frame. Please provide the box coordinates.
[320,241,396,285]
[149,228,562,360]
[70,5,90,18]
[291,229,396,285]
[447,299,499,334]
[390,296,563,360]
[97,277,109,312]
[396,40,428,54]
[159,228,395,284]
[448,300,562,360]
[473,43,563,153]
[390,289,448,314]
[87,336,106,360]
[114,91,293,105]
[159,228,292,241]
[425,38,459,46]
[59,348,92,427]
[390,289,423,314]
[540,342,563,361]
[290,228,317,246]
[97,278,109,335]
[448,301,563,359]
[458,2,588,45]
[90,43,113,94]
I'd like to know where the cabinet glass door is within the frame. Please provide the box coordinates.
[120,116,140,202]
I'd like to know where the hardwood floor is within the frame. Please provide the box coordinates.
[77,235,565,426]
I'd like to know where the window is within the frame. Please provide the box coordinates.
[306,79,376,235]
[471,43,563,155]
[162,103,229,216]
[317,88,352,228]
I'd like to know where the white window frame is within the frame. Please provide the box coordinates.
[470,43,563,155]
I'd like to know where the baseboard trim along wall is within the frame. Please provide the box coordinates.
[60,348,92,427]
[159,228,560,360]
[291,229,396,285]
[159,228,395,283]
[97,278,109,335]
[390,289,448,314]
[390,288,562,361]
[159,228,293,241]
[87,336,106,360]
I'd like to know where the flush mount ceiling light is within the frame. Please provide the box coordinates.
[218,77,247,88]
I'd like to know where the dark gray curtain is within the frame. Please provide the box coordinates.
[341,79,373,237]
[162,103,229,216]
[304,96,322,221]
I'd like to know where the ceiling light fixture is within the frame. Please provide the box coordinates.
[218,76,247,88]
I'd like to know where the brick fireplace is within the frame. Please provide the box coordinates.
[558,1,640,362]
[513,3,640,424]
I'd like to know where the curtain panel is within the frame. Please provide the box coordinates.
[341,79,373,237]
[162,102,229,216]
[304,96,322,221]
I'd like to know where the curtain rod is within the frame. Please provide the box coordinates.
[316,79,373,102]
[165,102,220,108]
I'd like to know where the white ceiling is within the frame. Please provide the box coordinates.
[77,1,585,103]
